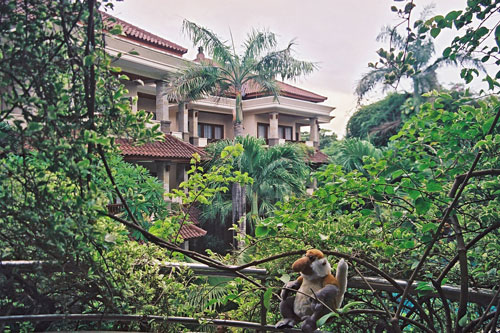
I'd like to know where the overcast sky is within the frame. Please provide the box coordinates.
[109,0,474,137]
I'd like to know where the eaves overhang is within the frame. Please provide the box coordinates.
[187,97,235,114]
[242,96,335,123]
[105,36,190,80]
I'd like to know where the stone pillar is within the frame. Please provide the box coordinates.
[124,82,139,113]
[189,110,198,138]
[268,112,279,146]
[177,102,189,142]
[190,110,203,146]
[156,161,170,196]
[169,162,178,191]
[156,80,170,134]
[309,117,319,148]
[183,164,189,194]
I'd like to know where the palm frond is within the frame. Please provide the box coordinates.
[355,67,391,100]
[242,29,277,65]
[427,52,486,74]
[243,74,281,100]
[331,138,382,173]
[254,42,317,81]
[376,25,406,50]
[167,64,230,102]
[182,19,234,67]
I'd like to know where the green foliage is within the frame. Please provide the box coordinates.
[319,128,338,149]
[156,146,252,243]
[169,21,316,240]
[327,138,383,174]
[202,136,309,239]
[2,1,500,332]
[358,5,484,103]
[96,154,168,238]
[346,92,411,146]
[250,91,500,330]
[0,1,169,329]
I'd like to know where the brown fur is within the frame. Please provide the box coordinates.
[305,249,324,259]
[292,249,339,287]
[277,249,348,331]
[292,256,311,273]
[322,273,339,288]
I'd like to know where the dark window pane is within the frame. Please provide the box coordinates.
[278,126,284,139]
[214,126,222,139]
[258,124,268,138]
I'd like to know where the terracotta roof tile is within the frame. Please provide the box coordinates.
[101,11,188,57]
[182,206,201,225]
[276,81,327,103]
[308,149,330,164]
[229,80,327,103]
[193,50,327,103]
[179,223,207,240]
[117,134,206,160]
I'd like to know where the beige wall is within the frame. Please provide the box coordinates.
[197,111,233,139]
[138,97,155,114]
[245,113,303,140]
[243,113,257,137]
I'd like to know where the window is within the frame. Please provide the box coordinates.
[278,125,293,140]
[257,123,269,139]
[198,123,224,140]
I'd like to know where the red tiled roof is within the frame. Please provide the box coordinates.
[182,206,201,225]
[308,149,329,164]
[101,12,188,57]
[117,134,206,160]
[179,223,207,240]
[241,80,327,103]
[277,81,327,103]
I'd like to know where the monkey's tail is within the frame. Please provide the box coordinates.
[335,259,348,308]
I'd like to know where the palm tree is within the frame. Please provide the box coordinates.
[169,21,315,246]
[204,136,309,246]
[356,12,483,104]
[330,138,382,174]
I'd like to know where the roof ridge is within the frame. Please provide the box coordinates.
[277,81,326,99]
[165,134,205,155]
[100,11,188,55]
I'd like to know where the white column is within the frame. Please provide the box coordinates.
[124,82,138,113]
[191,110,205,147]
[268,112,279,146]
[169,162,178,190]
[177,102,189,142]
[309,117,319,148]
[183,165,188,194]
[189,110,198,138]
[156,80,170,133]
[156,161,169,196]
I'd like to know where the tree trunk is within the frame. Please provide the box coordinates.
[232,91,245,248]
[250,190,259,235]
[232,182,246,249]
[234,92,244,137]
[413,79,422,112]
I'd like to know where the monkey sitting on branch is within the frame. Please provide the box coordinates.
[276,249,348,332]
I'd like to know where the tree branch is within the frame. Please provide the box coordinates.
[393,104,500,326]
[449,169,500,198]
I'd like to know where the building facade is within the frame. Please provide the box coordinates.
[102,12,335,246]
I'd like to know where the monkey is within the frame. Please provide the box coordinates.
[276,249,348,332]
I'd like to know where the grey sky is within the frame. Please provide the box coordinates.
[110,0,473,137]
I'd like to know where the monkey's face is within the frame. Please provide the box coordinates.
[292,249,332,280]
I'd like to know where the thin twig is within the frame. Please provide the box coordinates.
[393,104,500,325]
